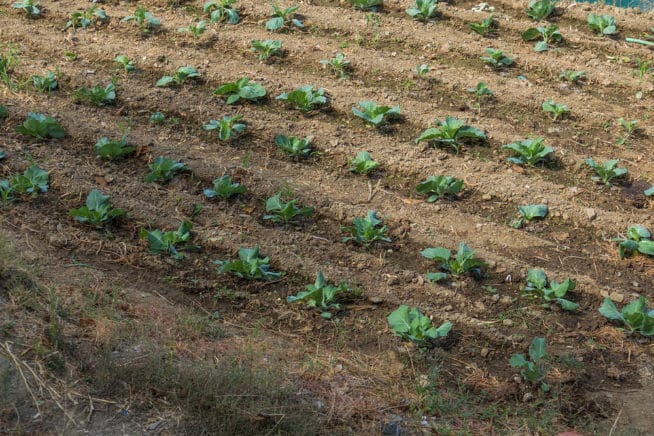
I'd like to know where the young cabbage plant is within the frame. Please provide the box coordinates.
[349,0,383,11]
[156,66,200,87]
[149,112,167,125]
[341,210,391,247]
[524,269,578,311]
[632,57,652,82]
[542,98,569,121]
[320,53,351,79]
[415,175,463,202]
[0,180,12,206]
[406,0,438,22]
[470,15,497,37]
[10,163,49,197]
[203,115,247,141]
[480,48,514,69]
[94,134,135,160]
[178,20,207,40]
[502,137,553,166]
[204,175,246,200]
[263,192,314,224]
[215,246,282,280]
[12,0,41,18]
[521,24,562,52]
[348,151,380,175]
[15,112,66,140]
[421,243,486,281]
[213,78,266,104]
[73,83,116,106]
[415,116,486,153]
[203,0,239,24]
[467,82,493,112]
[31,71,58,93]
[114,55,136,72]
[121,7,160,33]
[560,69,585,84]
[525,0,557,21]
[275,134,313,159]
[612,225,654,259]
[287,271,351,319]
[65,6,107,30]
[352,101,400,127]
[599,297,654,337]
[276,85,327,113]
[511,204,548,229]
[616,118,641,146]
[144,157,188,183]
[266,3,303,32]
[251,39,283,61]
[387,305,451,348]
[413,63,430,77]
[69,189,126,228]
[141,221,199,260]
[510,337,550,392]
[587,13,617,36]
[585,158,627,186]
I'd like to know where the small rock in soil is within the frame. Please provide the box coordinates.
[502,319,514,327]
[585,208,597,221]
[368,296,383,304]
[480,347,490,358]
[523,392,533,402]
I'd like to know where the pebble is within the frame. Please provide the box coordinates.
[585,208,597,221]
[480,347,490,358]
[482,193,492,201]
[523,392,533,402]
[499,296,513,305]
[368,296,383,304]
[502,319,514,327]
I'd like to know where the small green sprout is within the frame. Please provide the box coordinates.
[406,0,438,22]
[616,118,641,146]
[141,220,199,260]
[420,242,486,281]
[213,78,266,104]
[467,82,493,112]
[31,71,58,93]
[266,3,303,32]
[204,175,246,200]
[73,83,116,106]
[510,204,548,229]
[203,115,247,141]
[524,269,577,311]
[584,158,627,186]
[276,85,327,112]
[156,66,201,87]
[12,0,41,18]
[0,180,12,206]
[287,271,351,319]
[251,39,283,61]
[502,137,553,166]
[542,98,569,121]
[521,24,562,52]
[263,192,314,224]
[275,134,313,159]
[612,225,654,259]
[525,0,557,21]
[587,13,617,36]
[203,0,239,24]
[341,210,391,247]
[15,112,66,140]
[415,175,463,202]
[413,63,430,77]
[480,48,513,69]
[94,134,135,160]
[349,0,383,11]
[387,305,451,348]
[599,297,654,337]
[470,15,497,37]
[69,189,126,228]
[215,246,282,280]
[352,101,400,127]
[632,57,653,82]
[144,157,189,183]
[114,55,136,72]
[65,6,107,30]
[178,20,207,40]
[149,112,166,124]
[415,116,486,153]
[560,69,585,84]
[348,151,380,175]
[320,53,351,79]
[510,337,550,392]
[121,7,160,33]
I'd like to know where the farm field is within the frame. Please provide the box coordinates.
[1,0,654,434]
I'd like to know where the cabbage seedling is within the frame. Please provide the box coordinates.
[73,83,116,106]
[352,101,400,127]
[251,39,283,61]
[266,3,303,32]
[584,158,627,186]
[348,151,379,175]
[215,246,282,280]
[156,66,200,87]
[275,134,312,159]
[203,0,239,24]
[480,48,513,69]
[560,69,585,84]
[413,63,430,77]
[121,7,160,33]
[511,204,548,229]
[470,15,497,37]
[15,112,66,140]
[94,134,135,160]
[203,115,246,141]
[387,305,451,348]
[144,157,188,183]
[510,337,550,392]
[178,21,207,40]
[502,137,553,166]
[213,78,266,104]
[525,0,556,21]
[114,55,135,72]
[587,13,617,36]
[521,24,562,52]
[467,82,493,112]
[264,192,314,224]
[415,116,486,153]
[65,6,107,30]
[12,0,40,18]
[599,297,654,337]
[542,98,569,121]
[406,0,438,22]
[0,180,12,206]
[287,271,351,319]
[10,163,48,197]
[320,53,351,79]
[276,85,327,112]
[0,105,8,119]
[616,118,641,146]
[204,175,246,199]
[645,185,654,197]
[341,210,391,247]
[416,175,463,202]
[421,243,486,280]
[524,269,577,311]
[69,189,125,228]
[632,57,652,82]
[350,0,382,11]
[31,71,58,93]
[142,220,199,260]
[612,225,654,259]
[149,112,166,124]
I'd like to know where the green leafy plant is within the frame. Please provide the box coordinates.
[467,82,493,112]
[121,7,160,33]
[415,116,486,153]
[276,85,327,113]
[470,15,497,37]
[204,175,246,199]
[215,246,282,280]
[523,269,577,311]
[287,271,351,319]
[413,63,430,77]
[599,297,654,337]
[632,57,652,82]
[587,13,617,36]
[320,53,351,79]
[510,204,548,229]
[560,69,585,84]
[645,185,654,197]
[612,225,654,259]
[213,78,266,104]
[510,337,550,392]
[65,6,107,30]
[31,71,58,93]
[251,39,283,61]
[0,105,8,119]
[502,137,553,166]
[94,134,135,160]
[266,3,303,32]
[178,20,207,40]
[73,83,116,106]
[352,101,400,127]
[0,180,12,206]
[114,54,135,72]
[149,112,166,124]
[203,115,247,141]
[542,98,569,121]
[406,0,437,22]
[142,220,199,260]
[69,189,126,228]
[12,0,41,18]
[521,24,562,52]
[348,151,379,175]
[420,242,486,281]
[616,118,641,146]
[203,0,239,24]
[525,0,557,21]
[341,210,391,247]
[387,305,451,348]
[275,134,312,159]
[415,175,463,202]
[9,162,49,197]
[144,157,188,183]
[15,112,66,140]
[156,66,201,87]
[0,46,19,88]
[349,0,382,11]
[584,158,627,186]
[263,192,314,224]
[480,48,513,69]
